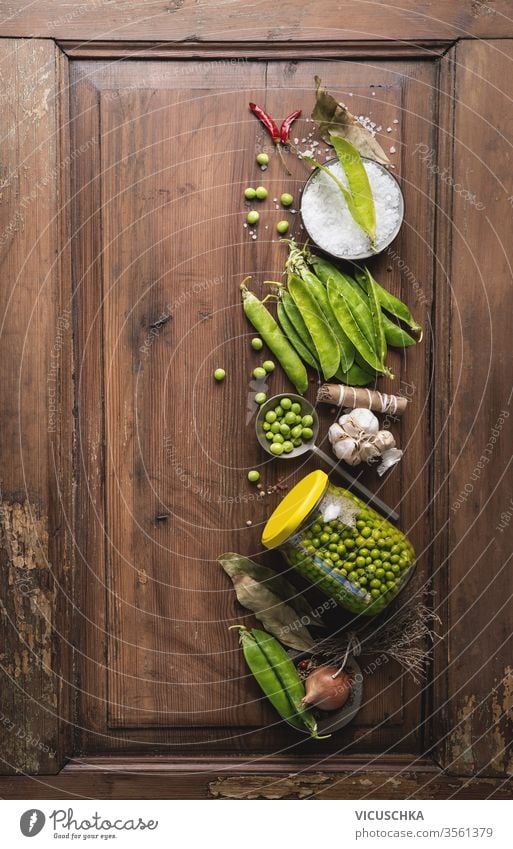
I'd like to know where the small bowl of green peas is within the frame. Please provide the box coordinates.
[256,394,316,459]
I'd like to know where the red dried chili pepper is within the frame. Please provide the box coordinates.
[249,102,281,142]
[280,109,302,144]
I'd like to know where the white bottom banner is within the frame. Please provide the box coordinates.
[2,799,511,848]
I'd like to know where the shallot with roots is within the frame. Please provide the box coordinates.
[300,665,352,711]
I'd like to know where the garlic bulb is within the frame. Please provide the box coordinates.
[328,407,403,475]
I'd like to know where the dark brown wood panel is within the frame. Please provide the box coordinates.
[2,1,513,41]
[0,758,510,800]
[434,39,513,777]
[71,57,436,756]
[0,39,73,774]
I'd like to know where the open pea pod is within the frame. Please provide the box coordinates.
[288,274,340,379]
[327,275,393,377]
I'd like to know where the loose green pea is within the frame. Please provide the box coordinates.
[247,470,260,483]
[284,411,297,425]
[279,423,291,436]
[301,427,313,440]
[280,192,294,207]
[265,431,273,441]
[244,187,256,200]
[282,441,294,453]
[276,220,289,234]
[270,422,281,434]
[247,210,260,225]
[272,433,284,444]
[291,425,302,439]
[253,366,266,379]
[274,405,284,418]
[265,410,277,423]
[292,437,302,447]
[262,360,275,373]
[301,414,313,427]
[214,368,226,381]
[270,442,284,455]
[263,421,271,431]
[280,397,292,410]
[255,392,267,405]
[256,153,269,166]
[291,402,301,414]
[255,186,268,200]
[251,337,263,351]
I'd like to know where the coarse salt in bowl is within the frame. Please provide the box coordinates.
[300,156,404,261]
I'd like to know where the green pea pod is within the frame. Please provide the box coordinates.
[297,268,355,373]
[336,362,377,386]
[280,288,319,365]
[331,136,376,247]
[277,300,319,369]
[241,283,308,394]
[251,629,322,738]
[327,275,393,377]
[288,274,340,379]
[362,267,387,364]
[309,256,375,348]
[303,149,376,249]
[235,627,305,730]
[365,268,423,338]
[382,312,417,348]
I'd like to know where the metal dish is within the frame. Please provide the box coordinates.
[300,156,404,262]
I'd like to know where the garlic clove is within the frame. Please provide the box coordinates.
[333,437,360,465]
[328,422,345,444]
[340,408,379,435]
[359,441,381,462]
[372,430,396,452]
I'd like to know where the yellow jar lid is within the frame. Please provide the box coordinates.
[261,470,328,549]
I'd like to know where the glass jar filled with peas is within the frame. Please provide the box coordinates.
[262,470,415,616]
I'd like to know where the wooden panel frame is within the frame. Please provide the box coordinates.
[0,30,511,798]
[2,1,513,41]
[0,39,73,775]
[69,53,434,758]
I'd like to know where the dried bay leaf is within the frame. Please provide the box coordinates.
[231,574,315,652]
[218,552,317,620]
[312,76,390,167]
[218,552,322,651]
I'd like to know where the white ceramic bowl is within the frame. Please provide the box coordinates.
[300,156,404,262]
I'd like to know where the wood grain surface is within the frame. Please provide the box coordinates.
[70,57,435,756]
[2,0,513,41]
[0,39,73,774]
[433,39,513,777]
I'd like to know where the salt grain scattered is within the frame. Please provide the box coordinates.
[393,118,399,124]
[390,146,396,154]
[301,159,402,258]
[387,127,392,133]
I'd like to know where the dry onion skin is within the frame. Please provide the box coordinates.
[300,665,352,711]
